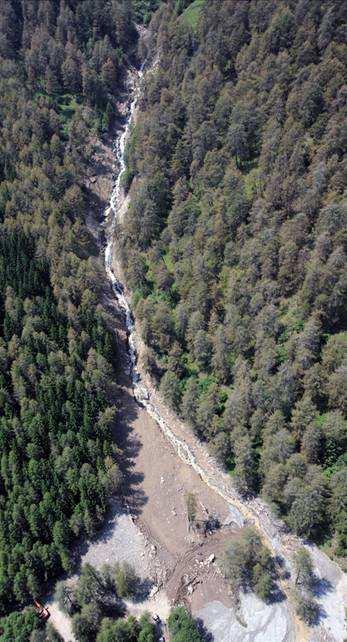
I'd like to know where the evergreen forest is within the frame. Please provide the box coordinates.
[120,0,347,557]
[0,0,346,639]
[0,0,148,619]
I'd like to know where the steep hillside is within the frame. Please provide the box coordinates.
[0,0,147,616]
[120,0,347,559]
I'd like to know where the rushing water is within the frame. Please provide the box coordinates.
[104,67,142,383]
[102,66,301,537]
[102,65,345,642]
[102,65,218,468]
[102,66,284,516]
[103,68,255,503]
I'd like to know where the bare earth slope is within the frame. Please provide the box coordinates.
[50,65,346,641]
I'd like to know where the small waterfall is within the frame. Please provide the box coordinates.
[101,74,347,642]
[104,68,142,272]
[102,66,251,514]
[104,67,142,381]
[102,65,221,481]
[103,65,291,559]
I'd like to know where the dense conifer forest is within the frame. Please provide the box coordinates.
[0,0,346,638]
[120,0,347,558]
[0,0,149,621]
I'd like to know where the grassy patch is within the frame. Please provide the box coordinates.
[181,352,199,377]
[58,94,79,120]
[244,167,263,200]
[163,252,174,273]
[132,288,144,308]
[33,90,81,135]
[228,456,236,474]
[54,93,82,134]
[198,374,217,395]
[181,0,205,30]
[276,343,288,364]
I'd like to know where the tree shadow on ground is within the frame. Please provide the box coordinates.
[131,577,155,603]
[312,576,333,598]
[113,385,148,518]
[85,189,108,256]
[70,385,148,567]
[268,585,286,604]
[196,617,215,641]
[274,554,291,580]
[102,598,127,620]
[315,604,328,625]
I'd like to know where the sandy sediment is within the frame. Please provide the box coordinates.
[49,78,346,642]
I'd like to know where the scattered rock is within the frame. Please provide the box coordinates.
[149,585,159,598]
[224,507,245,529]
[187,584,194,595]
[137,385,149,401]
[204,553,215,566]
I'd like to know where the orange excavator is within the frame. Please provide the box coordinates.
[33,599,50,622]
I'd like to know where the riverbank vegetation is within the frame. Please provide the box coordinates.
[55,562,154,642]
[168,606,203,642]
[291,548,319,625]
[120,0,347,558]
[53,563,202,642]
[222,528,279,604]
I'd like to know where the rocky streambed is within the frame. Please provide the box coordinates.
[49,59,346,642]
